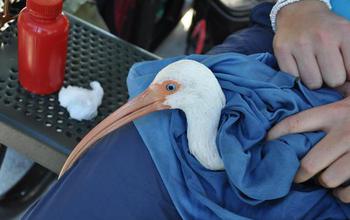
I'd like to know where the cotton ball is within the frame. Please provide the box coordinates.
[59,81,104,121]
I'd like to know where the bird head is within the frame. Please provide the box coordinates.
[59,59,225,177]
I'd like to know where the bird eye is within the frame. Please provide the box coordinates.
[166,83,177,92]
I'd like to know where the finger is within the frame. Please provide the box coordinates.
[334,186,350,203]
[267,103,335,140]
[318,152,350,188]
[293,49,323,89]
[274,47,299,77]
[341,41,350,80]
[335,82,350,97]
[295,132,349,183]
[317,47,346,88]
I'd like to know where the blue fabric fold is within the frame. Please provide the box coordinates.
[331,0,350,20]
[127,52,350,219]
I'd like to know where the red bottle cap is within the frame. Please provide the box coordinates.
[27,0,63,19]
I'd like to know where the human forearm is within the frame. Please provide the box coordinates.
[270,0,332,31]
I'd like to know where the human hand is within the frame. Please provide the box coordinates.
[273,0,350,89]
[336,82,350,97]
[267,97,350,203]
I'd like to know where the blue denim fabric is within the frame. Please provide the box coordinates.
[208,3,275,56]
[22,123,181,220]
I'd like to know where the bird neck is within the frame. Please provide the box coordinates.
[183,104,224,170]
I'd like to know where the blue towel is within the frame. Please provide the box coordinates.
[331,0,350,20]
[127,52,350,219]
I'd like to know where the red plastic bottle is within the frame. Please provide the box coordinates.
[18,0,69,95]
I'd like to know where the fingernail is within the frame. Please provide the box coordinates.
[266,132,274,140]
[294,169,307,183]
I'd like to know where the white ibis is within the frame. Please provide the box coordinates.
[59,60,226,177]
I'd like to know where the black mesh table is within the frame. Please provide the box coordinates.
[0,14,158,174]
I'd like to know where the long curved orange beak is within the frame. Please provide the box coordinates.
[59,86,170,178]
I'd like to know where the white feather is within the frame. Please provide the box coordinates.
[153,60,226,170]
